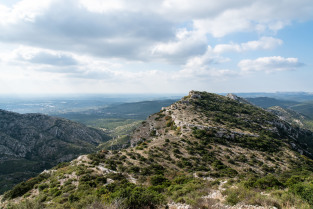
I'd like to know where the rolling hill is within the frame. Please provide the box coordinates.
[245,97,300,108]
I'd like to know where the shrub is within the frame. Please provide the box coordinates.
[68,194,79,203]
[3,173,50,200]
[123,186,165,209]
[95,176,107,185]
[38,183,49,191]
[226,190,240,205]
[172,176,192,185]
[150,130,157,136]
[246,175,283,190]
[50,187,61,197]
[192,129,207,139]
[129,166,140,173]
[173,148,181,154]
[285,175,303,187]
[53,162,70,169]
[107,173,126,181]
[166,120,174,127]
[150,175,170,186]
[290,182,313,205]
[109,183,165,209]
[167,178,207,205]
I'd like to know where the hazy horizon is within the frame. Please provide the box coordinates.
[1,91,313,99]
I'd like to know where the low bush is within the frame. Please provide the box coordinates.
[290,182,313,205]
[3,173,50,200]
[150,175,170,186]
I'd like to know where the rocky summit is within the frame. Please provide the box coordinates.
[0,110,110,194]
[1,91,313,209]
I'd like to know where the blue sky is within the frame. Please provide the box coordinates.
[0,0,312,94]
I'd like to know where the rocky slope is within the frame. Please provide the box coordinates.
[0,110,110,194]
[267,106,308,127]
[2,91,313,209]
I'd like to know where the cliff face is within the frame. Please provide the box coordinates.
[0,109,110,193]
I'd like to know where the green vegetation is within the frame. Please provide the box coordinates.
[3,161,210,209]
[220,169,313,208]
[0,160,47,194]
[3,173,50,200]
[192,92,278,133]
[246,97,299,108]
[290,101,313,119]
[290,182,313,205]
[192,127,281,152]
[58,99,177,121]
[3,91,313,208]
[0,109,111,194]
[83,118,142,136]
[98,135,131,150]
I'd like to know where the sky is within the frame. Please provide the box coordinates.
[0,0,313,95]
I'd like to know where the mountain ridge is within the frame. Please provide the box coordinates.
[2,91,313,208]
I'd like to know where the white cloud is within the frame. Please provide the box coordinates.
[175,67,237,80]
[2,46,78,66]
[192,0,313,37]
[174,46,237,80]
[0,4,11,24]
[160,0,252,20]
[0,0,52,24]
[0,46,125,81]
[241,37,283,51]
[184,46,229,68]
[213,44,241,54]
[213,37,283,54]
[0,0,313,93]
[150,29,207,63]
[238,56,304,73]
[0,0,176,61]
[0,0,312,60]
[194,10,252,38]
[79,0,125,13]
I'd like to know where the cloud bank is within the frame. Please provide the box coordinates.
[0,0,312,93]
[238,56,304,73]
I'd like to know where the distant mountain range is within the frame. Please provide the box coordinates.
[236,92,313,102]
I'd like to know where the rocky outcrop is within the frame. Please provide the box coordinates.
[268,106,307,128]
[226,93,252,105]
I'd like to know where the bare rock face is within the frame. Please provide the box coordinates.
[267,106,307,128]
[0,109,110,193]
[0,110,110,161]
[189,90,202,99]
[226,93,252,105]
